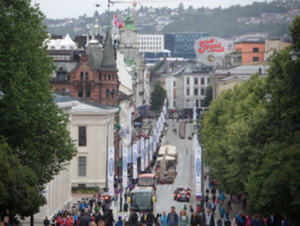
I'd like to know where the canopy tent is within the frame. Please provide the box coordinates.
[157,155,176,161]
[158,145,177,156]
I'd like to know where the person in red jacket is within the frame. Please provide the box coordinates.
[66,216,73,226]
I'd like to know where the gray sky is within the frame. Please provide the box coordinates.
[31,0,266,19]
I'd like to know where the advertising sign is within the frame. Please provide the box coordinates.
[128,147,132,163]
[141,137,145,171]
[194,36,232,66]
[195,146,202,197]
[108,147,115,196]
[149,136,153,161]
[145,139,149,168]
[133,144,138,179]
[122,147,128,188]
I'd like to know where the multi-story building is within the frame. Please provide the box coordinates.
[234,41,265,65]
[137,34,164,52]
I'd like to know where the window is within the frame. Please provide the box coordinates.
[86,88,91,98]
[108,74,111,81]
[186,88,190,96]
[201,78,205,85]
[173,101,176,108]
[186,100,190,108]
[111,89,115,98]
[85,72,89,80]
[201,99,204,106]
[173,81,176,87]
[194,88,198,96]
[106,89,110,98]
[253,57,259,62]
[112,75,115,81]
[207,78,210,84]
[186,78,190,85]
[78,88,83,97]
[80,72,84,80]
[104,74,107,81]
[196,100,199,107]
[253,47,259,52]
[194,78,198,85]
[78,156,87,177]
[201,88,205,95]
[78,126,87,146]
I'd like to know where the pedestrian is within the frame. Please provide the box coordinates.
[224,201,231,218]
[205,194,209,204]
[167,206,179,226]
[128,207,138,225]
[183,204,187,211]
[103,209,115,226]
[146,211,155,226]
[189,206,194,213]
[235,210,246,226]
[201,208,215,226]
[224,215,231,226]
[115,216,123,226]
[113,195,118,207]
[246,214,252,226]
[79,212,92,226]
[216,217,222,226]
[160,211,167,226]
[241,197,247,212]
[179,210,189,226]
[190,212,200,226]
[210,200,216,216]
[219,204,225,219]
[44,217,50,226]
[266,213,277,226]
[281,216,289,226]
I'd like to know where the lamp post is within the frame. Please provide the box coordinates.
[289,33,300,61]
[264,80,281,143]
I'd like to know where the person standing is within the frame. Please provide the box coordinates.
[104,210,115,226]
[201,208,215,226]
[178,210,189,226]
[210,200,217,216]
[235,210,246,226]
[146,211,155,226]
[249,214,260,226]
[44,217,50,226]
[190,212,200,226]
[266,213,277,226]
[160,211,168,226]
[167,206,179,226]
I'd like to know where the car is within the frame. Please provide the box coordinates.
[173,186,191,200]
[175,191,190,202]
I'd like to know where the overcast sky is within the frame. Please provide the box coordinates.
[31,0,267,19]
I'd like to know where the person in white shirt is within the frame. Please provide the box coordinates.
[201,208,215,226]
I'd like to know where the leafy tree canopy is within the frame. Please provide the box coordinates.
[150,83,167,112]
[0,0,77,216]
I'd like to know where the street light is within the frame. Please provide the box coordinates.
[264,80,281,143]
[289,33,300,61]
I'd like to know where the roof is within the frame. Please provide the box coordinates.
[121,13,136,31]
[138,173,155,178]
[100,28,118,71]
[216,65,270,75]
[130,187,154,193]
[47,34,77,50]
[86,36,103,73]
[72,98,117,110]
[53,93,76,103]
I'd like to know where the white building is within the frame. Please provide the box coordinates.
[70,99,119,188]
[47,34,77,50]
[137,34,164,53]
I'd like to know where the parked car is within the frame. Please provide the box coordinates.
[173,186,191,200]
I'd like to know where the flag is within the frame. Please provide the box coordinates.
[114,14,124,29]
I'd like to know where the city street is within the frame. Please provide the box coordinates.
[155,119,198,215]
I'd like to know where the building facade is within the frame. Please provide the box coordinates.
[137,34,164,52]
[234,41,265,65]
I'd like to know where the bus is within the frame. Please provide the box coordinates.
[128,187,156,214]
[138,173,156,191]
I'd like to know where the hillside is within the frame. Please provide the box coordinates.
[43,1,300,38]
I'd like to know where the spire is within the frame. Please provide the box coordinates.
[100,27,117,71]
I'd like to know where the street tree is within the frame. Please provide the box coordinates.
[150,83,167,112]
[0,0,77,216]
[202,85,212,107]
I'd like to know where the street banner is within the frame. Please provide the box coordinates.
[153,142,156,156]
[149,136,153,161]
[128,146,132,163]
[133,144,138,179]
[108,146,115,196]
[145,139,149,168]
[193,99,197,121]
[127,110,132,143]
[141,137,145,171]
[195,146,202,197]
[122,147,128,188]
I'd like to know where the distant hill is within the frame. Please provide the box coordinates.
[43,1,300,39]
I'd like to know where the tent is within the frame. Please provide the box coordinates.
[157,155,176,161]
[158,145,177,156]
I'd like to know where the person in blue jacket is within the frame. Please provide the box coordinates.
[167,206,179,226]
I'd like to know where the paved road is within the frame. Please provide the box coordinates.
[155,119,198,216]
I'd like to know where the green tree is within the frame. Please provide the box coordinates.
[202,85,212,107]
[150,83,167,112]
[0,0,77,216]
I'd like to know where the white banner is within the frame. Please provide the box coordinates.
[195,146,201,197]
[128,147,132,163]
[122,147,128,188]
[127,109,132,142]
[133,144,138,179]
[145,139,149,168]
[149,136,153,161]
[141,137,145,171]
[193,99,197,121]
[108,147,115,196]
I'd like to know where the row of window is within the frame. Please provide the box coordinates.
[186,88,206,96]
[235,47,260,52]
[100,74,116,81]
[140,46,162,50]
[138,37,162,40]
[52,55,71,60]
[186,78,209,85]
[77,89,116,98]
[185,99,204,108]
[138,42,162,45]
[80,72,89,81]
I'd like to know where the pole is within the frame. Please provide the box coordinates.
[120,182,123,212]
[201,147,204,216]
[30,215,34,226]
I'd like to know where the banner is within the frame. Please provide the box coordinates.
[195,146,201,197]
[127,109,132,143]
[193,99,197,121]
[149,136,153,161]
[108,147,115,196]
[133,144,138,179]
[122,147,128,188]
[128,147,132,163]
[141,137,145,171]
[145,139,149,168]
